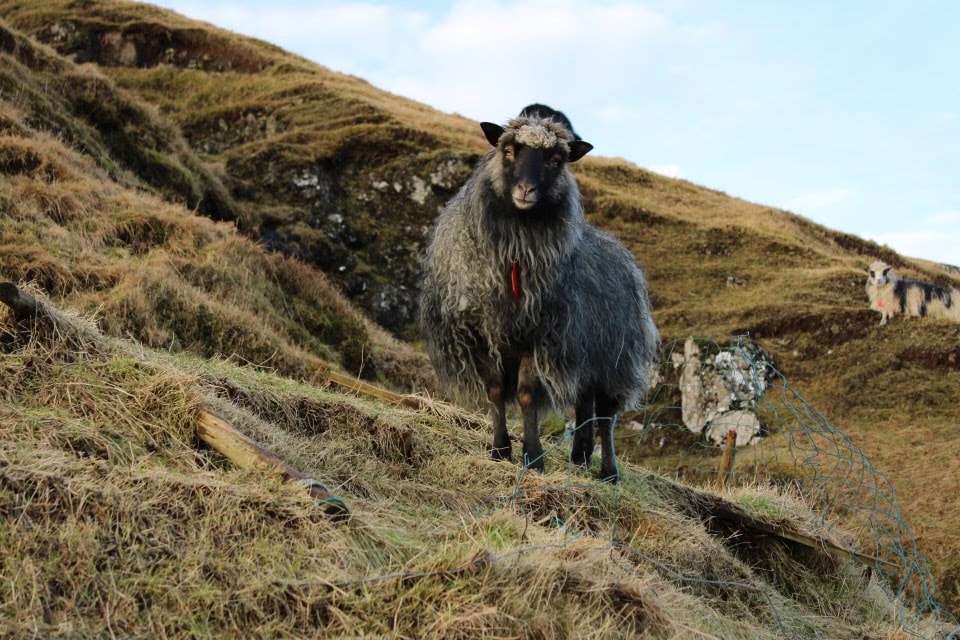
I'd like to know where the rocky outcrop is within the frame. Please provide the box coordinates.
[45,20,268,72]
[673,338,775,446]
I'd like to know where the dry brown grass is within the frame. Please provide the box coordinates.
[0,86,432,390]
[0,0,958,630]
[0,293,926,638]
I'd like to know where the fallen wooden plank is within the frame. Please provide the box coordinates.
[735,518,900,570]
[2,281,423,414]
[197,411,348,519]
[326,370,423,410]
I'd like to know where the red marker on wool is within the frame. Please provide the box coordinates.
[510,260,521,298]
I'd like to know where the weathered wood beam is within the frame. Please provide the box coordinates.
[197,411,348,519]
[1,284,348,519]
[326,370,423,410]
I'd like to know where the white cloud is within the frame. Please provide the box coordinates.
[648,164,682,178]
[594,102,648,125]
[927,210,960,225]
[866,230,960,265]
[780,188,856,215]
[421,0,670,53]
[782,197,960,264]
[380,0,680,122]
[153,0,695,129]
[153,2,430,73]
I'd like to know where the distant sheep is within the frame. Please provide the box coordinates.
[866,260,960,325]
[519,103,582,140]
[419,113,658,481]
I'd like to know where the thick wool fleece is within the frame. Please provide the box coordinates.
[867,260,960,325]
[419,116,658,409]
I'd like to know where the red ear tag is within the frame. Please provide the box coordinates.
[510,260,521,299]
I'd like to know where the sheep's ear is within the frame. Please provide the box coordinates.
[568,140,593,162]
[480,122,504,147]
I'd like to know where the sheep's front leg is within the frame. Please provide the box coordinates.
[517,356,545,472]
[488,382,511,461]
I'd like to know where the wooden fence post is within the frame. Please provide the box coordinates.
[718,429,737,489]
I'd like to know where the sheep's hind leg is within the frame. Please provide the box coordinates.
[596,393,620,483]
[571,392,595,468]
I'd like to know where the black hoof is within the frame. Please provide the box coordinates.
[524,457,545,472]
[491,446,512,462]
[523,447,545,472]
[570,448,590,468]
[599,466,619,484]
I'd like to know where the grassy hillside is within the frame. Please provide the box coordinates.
[0,14,433,390]
[0,286,930,639]
[1,0,958,634]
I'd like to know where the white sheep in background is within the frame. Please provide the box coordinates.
[866,260,960,325]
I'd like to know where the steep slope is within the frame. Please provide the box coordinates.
[0,285,928,639]
[1,0,958,620]
[0,15,433,389]
[0,0,483,336]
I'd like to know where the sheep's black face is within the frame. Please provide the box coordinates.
[503,143,565,210]
[480,120,592,213]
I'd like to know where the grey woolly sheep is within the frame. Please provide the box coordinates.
[418,114,659,481]
[866,260,960,325]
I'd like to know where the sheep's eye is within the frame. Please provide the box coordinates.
[503,145,514,159]
[550,154,563,166]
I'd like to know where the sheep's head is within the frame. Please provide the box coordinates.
[480,116,592,211]
[867,260,894,286]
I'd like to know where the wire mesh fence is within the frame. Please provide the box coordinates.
[614,334,956,635]
[332,333,956,637]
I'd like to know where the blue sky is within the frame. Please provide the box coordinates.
[153,0,959,264]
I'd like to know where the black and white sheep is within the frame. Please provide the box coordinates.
[518,103,582,140]
[418,114,658,481]
[866,260,960,325]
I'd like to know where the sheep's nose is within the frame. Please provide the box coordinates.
[519,182,537,197]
